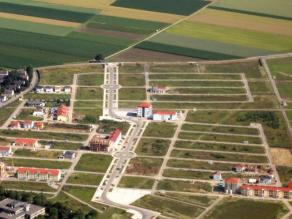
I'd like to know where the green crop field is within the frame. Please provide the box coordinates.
[112,0,209,15]
[211,0,292,20]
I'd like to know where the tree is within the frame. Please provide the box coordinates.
[26,65,33,82]
[94,54,104,62]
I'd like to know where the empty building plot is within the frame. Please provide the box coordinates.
[171,149,268,163]
[125,157,163,176]
[148,72,252,103]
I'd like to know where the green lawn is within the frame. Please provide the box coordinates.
[277,82,292,100]
[162,192,217,207]
[119,88,146,100]
[0,101,20,126]
[0,129,88,141]
[75,154,112,172]
[157,179,212,193]
[67,172,103,185]
[171,149,268,163]
[143,122,177,138]
[133,195,204,219]
[39,141,82,150]
[73,107,102,124]
[39,65,103,85]
[14,149,61,159]
[76,87,103,100]
[118,176,154,189]
[163,168,211,180]
[119,74,145,86]
[135,138,170,156]
[4,158,71,169]
[205,198,288,219]
[0,180,56,192]
[17,108,43,121]
[77,74,104,86]
[97,120,130,135]
[24,93,70,101]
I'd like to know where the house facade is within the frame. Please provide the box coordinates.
[137,102,152,118]
[14,138,39,149]
[225,177,241,194]
[17,167,61,182]
[0,146,12,157]
[153,110,177,121]
[241,184,292,199]
[57,104,68,122]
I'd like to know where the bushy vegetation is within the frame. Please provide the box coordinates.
[0,187,97,219]
[237,112,280,129]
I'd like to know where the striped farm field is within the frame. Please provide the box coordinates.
[0,17,75,36]
[211,0,292,20]
[190,8,292,37]
[0,12,81,27]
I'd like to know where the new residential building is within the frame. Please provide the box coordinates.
[17,167,61,182]
[137,102,152,118]
[90,128,121,152]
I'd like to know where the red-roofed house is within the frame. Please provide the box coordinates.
[34,122,44,130]
[109,128,121,150]
[57,104,68,122]
[9,121,21,129]
[225,177,241,194]
[137,102,152,118]
[241,184,292,199]
[0,146,12,157]
[17,167,61,182]
[233,164,246,173]
[153,110,177,121]
[14,138,39,149]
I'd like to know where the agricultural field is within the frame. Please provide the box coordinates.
[133,1,292,60]
[0,0,172,68]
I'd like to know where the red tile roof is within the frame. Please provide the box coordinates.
[34,122,44,128]
[15,138,37,146]
[137,102,152,108]
[17,167,60,176]
[0,146,10,152]
[153,110,176,115]
[240,184,292,192]
[110,128,121,142]
[57,104,68,116]
[9,121,20,127]
[23,120,33,125]
[225,177,240,184]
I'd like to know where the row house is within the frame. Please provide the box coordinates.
[17,167,61,182]
[9,120,44,130]
[241,184,292,199]
[13,138,39,150]
[35,86,71,94]
[152,110,177,121]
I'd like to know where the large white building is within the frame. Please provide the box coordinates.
[137,102,153,118]
[153,110,177,121]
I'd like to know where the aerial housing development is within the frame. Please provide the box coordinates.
[0,0,291,219]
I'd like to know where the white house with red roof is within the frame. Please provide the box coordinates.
[153,110,177,121]
[137,102,152,118]
[17,167,61,182]
[0,146,12,157]
[225,177,241,194]
[22,120,34,129]
[34,122,44,130]
[14,138,39,149]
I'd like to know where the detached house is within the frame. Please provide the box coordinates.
[9,121,21,129]
[0,146,12,157]
[57,104,68,122]
[22,120,34,129]
[137,102,152,118]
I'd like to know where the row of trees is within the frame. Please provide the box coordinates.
[0,187,97,219]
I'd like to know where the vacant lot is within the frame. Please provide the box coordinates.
[133,195,204,219]
[17,108,43,121]
[77,74,104,86]
[0,181,55,192]
[205,198,288,219]
[4,158,71,169]
[14,149,61,159]
[158,179,212,193]
[119,74,145,86]
[136,138,170,156]
[143,122,177,138]
[76,87,103,100]
[67,172,103,185]
[119,88,146,100]
[126,157,163,176]
[119,176,154,189]
[75,154,112,172]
